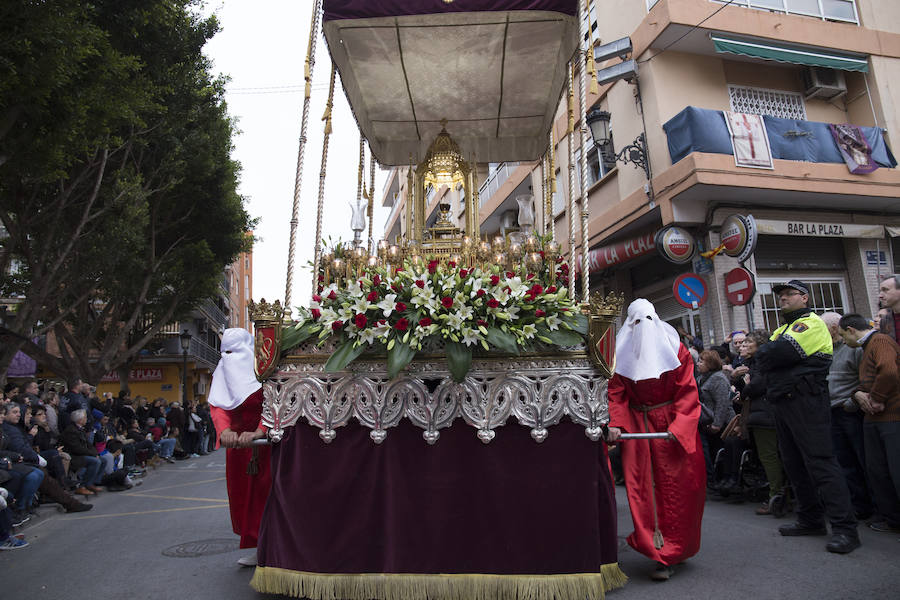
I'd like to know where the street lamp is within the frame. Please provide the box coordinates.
[179,329,191,406]
[585,109,650,180]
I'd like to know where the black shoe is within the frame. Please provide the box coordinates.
[11,511,30,527]
[826,533,860,554]
[779,522,827,536]
[868,520,900,533]
[66,502,93,513]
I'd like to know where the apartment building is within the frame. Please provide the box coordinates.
[383,0,900,345]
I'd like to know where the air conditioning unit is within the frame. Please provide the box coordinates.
[193,381,207,395]
[803,67,847,100]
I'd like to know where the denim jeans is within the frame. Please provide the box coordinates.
[155,438,176,458]
[75,455,103,487]
[16,467,44,511]
[831,408,875,516]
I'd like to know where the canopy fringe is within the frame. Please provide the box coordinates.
[251,565,627,600]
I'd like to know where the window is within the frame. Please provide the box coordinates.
[729,85,806,120]
[712,1,859,24]
[757,278,848,333]
[647,0,660,10]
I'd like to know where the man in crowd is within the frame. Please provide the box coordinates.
[877,274,900,344]
[838,314,900,533]
[754,280,859,554]
[59,409,103,496]
[820,312,874,521]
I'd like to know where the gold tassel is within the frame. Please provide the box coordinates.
[246,446,259,475]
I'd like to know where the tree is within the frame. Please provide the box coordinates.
[0,0,252,385]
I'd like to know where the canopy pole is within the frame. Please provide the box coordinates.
[367,151,376,254]
[354,135,365,248]
[547,128,556,240]
[566,64,576,301]
[285,0,322,311]
[579,0,591,304]
[312,63,336,293]
[540,150,548,237]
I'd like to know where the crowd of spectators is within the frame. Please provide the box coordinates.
[1,381,216,550]
[681,276,900,540]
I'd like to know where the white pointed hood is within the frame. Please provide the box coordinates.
[208,328,261,410]
[614,298,682,381]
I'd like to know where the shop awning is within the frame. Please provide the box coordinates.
[711,36,869,72]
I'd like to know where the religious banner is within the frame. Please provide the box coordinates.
[724,111,774,169]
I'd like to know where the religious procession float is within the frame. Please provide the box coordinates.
[247,2,630,599]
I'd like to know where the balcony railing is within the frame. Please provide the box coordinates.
[200,299,227,327]
[189,337,221,368]
[478,162,521,209]
[711,0,859,24]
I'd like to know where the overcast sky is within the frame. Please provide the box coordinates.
[201,1,389,310]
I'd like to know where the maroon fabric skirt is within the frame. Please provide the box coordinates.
[257,419,618,575]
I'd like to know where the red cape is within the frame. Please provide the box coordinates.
[608,344,706,565]
[210,388,273,549]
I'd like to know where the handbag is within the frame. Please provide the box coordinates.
[720,414,742,439]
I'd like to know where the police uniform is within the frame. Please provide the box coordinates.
[756,291,858,543]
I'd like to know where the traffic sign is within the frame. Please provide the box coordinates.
[724,267,755,306]
[673,273,708,309]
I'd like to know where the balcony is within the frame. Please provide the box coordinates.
[478,162,521,209]
[199,299,227,328]
[711,0,859,25]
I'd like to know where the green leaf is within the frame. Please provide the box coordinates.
[387,341,417,379]
[540,326,585,347]
[280,322,316,352]
[445,341,472,382]
[572,312,589,335]
[323,339,367,372]
[486,327,520,354]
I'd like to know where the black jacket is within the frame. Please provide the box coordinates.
[59,423,98,457]
[736,356,776,429]
[755,308,832,402]
[0,422,40,464]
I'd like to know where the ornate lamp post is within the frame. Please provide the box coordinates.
[179,329,191,406]
[585,109,650,180]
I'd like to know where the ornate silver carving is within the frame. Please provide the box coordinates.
[260,353,610,445]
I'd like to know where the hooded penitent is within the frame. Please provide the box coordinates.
[209,329,262,411]
[614,299,682,381]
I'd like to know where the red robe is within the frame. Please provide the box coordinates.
[607,344,706,566]
[210,388,272,549]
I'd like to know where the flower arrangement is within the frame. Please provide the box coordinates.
[282,244,586,381]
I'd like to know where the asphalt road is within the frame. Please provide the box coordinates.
[2,451,898,599]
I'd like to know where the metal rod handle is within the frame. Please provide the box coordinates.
[618,432,672,440]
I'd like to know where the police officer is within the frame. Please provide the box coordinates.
[755,280,860,554]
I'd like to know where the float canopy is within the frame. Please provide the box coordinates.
[323,1,580,166]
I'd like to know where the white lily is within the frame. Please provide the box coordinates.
[460,326,482,347]
[377,293,398,317]
[545,313,562,331]
[520,323,537,339]
[357,328,376,345]
[444,312,464,330]
[456,305,474,321]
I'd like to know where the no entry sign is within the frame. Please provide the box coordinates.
[725,267,755,306]
[673,273,708,309]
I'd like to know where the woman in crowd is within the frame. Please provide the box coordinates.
[0,404,45,520]
[29,407,67,486]
[696,350,736,487]
[733,329,785,515]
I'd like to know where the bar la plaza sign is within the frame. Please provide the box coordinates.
[755,219,885,239]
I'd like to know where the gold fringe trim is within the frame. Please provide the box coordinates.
[251,564,628,600]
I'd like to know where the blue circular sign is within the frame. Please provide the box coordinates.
[673,273,708,309]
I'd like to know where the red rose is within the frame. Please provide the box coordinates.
[318,274,325,281]
[316,285,323,294]
[504,286,511,294]
[524,292,535,301]
[415,280,425,288]
[526,273,535,280]
[560,264,569,274]
[378,319,387,325]
[459,269,468,278]
[373,274,381,286]
[312,294,322,303]
[531,284,544,295]
[419,317,433,327]
[354,313,367,329]
[441,297,453,309]
[327,290,337,300]
[476,289,486,297]
[448,261,457,268]
[487,298,500,308]
[392,283,400,292]
[311,308,321,320]
[477,319,489,327]
[396,302,407,312]
[395,318,409,332]
[539,251,545,258]
[506,271,514,279]
[535,309,546,317]
[331,320,343,331]
[366,290,378,302]
[556,256,563,264]
[428,260,438,274]
[547,286,557,293]
[395,267,404,273]
[490,275,500,286]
